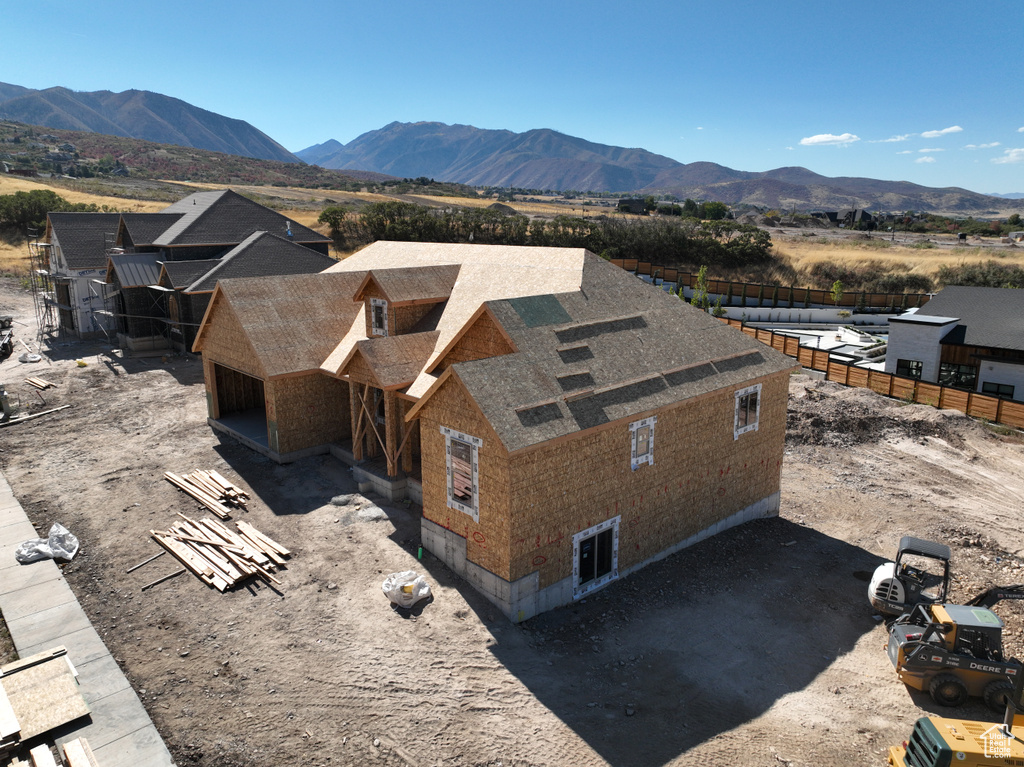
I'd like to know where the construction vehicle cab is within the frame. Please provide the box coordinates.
[888,603,1020,710]
[871,536,951,616]
[888,663,1024,766]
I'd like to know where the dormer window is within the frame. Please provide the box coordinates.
[371,298,388,337]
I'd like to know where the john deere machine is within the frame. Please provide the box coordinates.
[888,659,1024,766]
[870,536,952,617]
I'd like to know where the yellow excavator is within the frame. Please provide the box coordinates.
[888,669,1023,766]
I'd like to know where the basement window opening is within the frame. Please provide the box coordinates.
[573,516,619,598]
[734,383,761,439]
[371,297,388,337]
[441,426,482,522]
[629,416,656,470]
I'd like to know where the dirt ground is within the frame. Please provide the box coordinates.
[2,278,1024,767]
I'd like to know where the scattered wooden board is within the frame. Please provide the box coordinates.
[63,737,100,767]
[24,377,56,390]
[0,678,20,746]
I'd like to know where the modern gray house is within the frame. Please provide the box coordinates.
[886,286,1024,401]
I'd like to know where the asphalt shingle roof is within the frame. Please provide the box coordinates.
[915,286,1024,351]
[185,231,336,293]
[161,260,221,290]
[155,190,329,247]
[47,213,122,269]
[119,213,185,246]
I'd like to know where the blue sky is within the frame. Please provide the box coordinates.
[4,0,1022,194]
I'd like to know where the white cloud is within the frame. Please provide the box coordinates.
[921,125,963,138]
[916,156,937,164]
[897,150,914,155]
[872,134,912,143]
[1018,127,1024,133]
[964,142,1000,149]
[786,146,794,150]
[799,133,860,146]
[993,148,1024,165]
[919,148,945,153]
[696,127,703,130]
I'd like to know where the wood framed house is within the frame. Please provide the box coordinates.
[42,213,123,338]
[886,286,1024,400]
[194,242,797,620]
[44,189,331,349]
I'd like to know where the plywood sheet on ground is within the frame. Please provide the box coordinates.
[0,658,89,740]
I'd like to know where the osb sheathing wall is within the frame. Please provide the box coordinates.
[507,371,791,588]
[417,376,513,579]
[433,311,514,374]
[266,375,352,455]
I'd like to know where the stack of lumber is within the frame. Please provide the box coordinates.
[0,673,18,760]
[23,377,55,390]
[0,647,91,763]
[163,469,250,519]
[150,514,290,592]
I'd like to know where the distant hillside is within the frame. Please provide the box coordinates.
[0,83,299,163]
[300,122,1021,215]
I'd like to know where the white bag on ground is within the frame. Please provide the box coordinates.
[15,523,80,563]
[382,570,431,608]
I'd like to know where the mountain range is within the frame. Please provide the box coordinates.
[298,122,1020,215]
[0,82,298,163]
[1,80,1019,215]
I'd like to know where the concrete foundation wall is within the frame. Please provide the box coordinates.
[423,490,779,622]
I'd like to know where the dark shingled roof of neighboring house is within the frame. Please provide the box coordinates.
[155,190,329,248]
[915,285,1024,352]
[184,231,336,293]
[160,260,221,290]
[119,213,185,247]
[46,212,123,269]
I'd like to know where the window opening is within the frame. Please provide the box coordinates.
[441,426,482,521]
[938,362,977,390]
[370,297,388,337]
[573,517,619,598]
[896,359,922,379]
[734,383,761,439]
[982,381,1015,399]
[629,416,656,470]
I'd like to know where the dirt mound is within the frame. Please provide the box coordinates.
[786,377,979,449]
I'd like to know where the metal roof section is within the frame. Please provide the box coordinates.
[106,253,161,288]
[889,314,959,325]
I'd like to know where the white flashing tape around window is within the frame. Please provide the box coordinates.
[734,382,762,439]
[441,426,482,521]
[572,515,620,599]
[629,415,657,470]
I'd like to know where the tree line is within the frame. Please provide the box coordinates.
[319,201,775,270]
[0,189,102,232]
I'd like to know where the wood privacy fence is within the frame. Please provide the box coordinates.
[609,259,931,310]
[719,318,1024,430]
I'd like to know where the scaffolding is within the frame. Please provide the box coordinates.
[26,227,61,347]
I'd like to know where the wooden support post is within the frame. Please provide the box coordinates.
[401,403,415,475]
[349,380,363,461]
[384,390,398,478]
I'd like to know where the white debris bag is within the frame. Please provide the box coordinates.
[15,523,80,563]
[382,570,431,608]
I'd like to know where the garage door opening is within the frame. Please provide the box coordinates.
[214,364,268,447]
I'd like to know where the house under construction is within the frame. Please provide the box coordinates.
[194,241,797,620]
